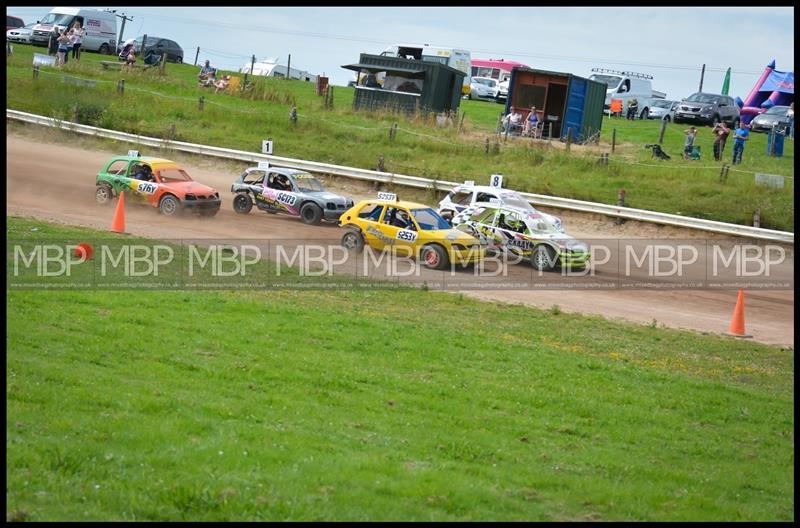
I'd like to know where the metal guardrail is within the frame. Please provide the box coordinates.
[7,109,794,244]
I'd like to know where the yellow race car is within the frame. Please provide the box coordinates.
[338,193,485,270]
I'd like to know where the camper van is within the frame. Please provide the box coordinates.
[588,68,667,119]
[30,7,117,54]
[239,58,317,82]
[381,44,472,95]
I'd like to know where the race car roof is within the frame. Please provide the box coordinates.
[358,198,431,210]
[117,156,179,169]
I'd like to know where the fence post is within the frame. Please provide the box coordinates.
[159,52,166,75]
[719,163,728,183]
[141,34,147,58]
[612,128,617,153]
[193,46,199,66]
[33,65,39,80]
[615,188,626,225]
[548,122,553,140]
[286,53,291,80]
[377,155,385,172]
[458,112,465,133]
[485,137,490,154]
[290,106,297,125]
[565,127,573,151]
[753,208,761,228]
[327,85,334,109]
[658,118,667,144]
[198,95,204,112]
[117,79,124,96]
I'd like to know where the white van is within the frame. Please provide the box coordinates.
[239,57,317,82]
[588,68,667,119]
[30,7,117,54]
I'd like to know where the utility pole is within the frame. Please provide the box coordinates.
[106,10,134,51]
[698,63,706,93]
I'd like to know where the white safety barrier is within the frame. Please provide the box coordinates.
[7,109,793,244]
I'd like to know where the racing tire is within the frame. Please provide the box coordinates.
[233,193,253,214]
[531,244,558,272]
[341,230,365,253]
[159,194,181,217]
[299,202,323,225]
[421,244,449,270]
[96,183,114,205]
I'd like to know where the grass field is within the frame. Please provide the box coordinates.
[5,43,794,230]
[6,216,794,521]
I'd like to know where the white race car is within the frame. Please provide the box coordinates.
[438,181,563,232]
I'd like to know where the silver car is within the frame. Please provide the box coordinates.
[469,77,499,101]
[749,105,792,133]
[6,22,35,43]
[231,166,353,225]
[646,99,679,122]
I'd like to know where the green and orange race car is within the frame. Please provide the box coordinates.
[95,152,221,217]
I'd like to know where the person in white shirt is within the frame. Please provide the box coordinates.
[69,22,85,61]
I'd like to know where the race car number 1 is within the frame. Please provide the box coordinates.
[276,192,296,206]
[136,182,157,194]
[397,229,418,242]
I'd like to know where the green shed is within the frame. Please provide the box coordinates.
[342,53,465,115]
[504,66,606,143]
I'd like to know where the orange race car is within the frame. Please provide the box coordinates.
[95,153,221,216]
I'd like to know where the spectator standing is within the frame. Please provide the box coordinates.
[70,22,85,61]
[683,126,697,160]
[47,25,60,56]
[731,123,750,165]
[627,98,639,120]
[712,122,730,161]
[56,29,70,67]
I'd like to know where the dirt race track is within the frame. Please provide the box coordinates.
[6,134,795,347]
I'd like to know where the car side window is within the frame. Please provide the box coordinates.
[451,191,472,206]
[381,207,411,229]
[475,192,497,203]
[106,160,129,176]
[358,203,384,221]
[267,173,291,191]
[243,170,265,185]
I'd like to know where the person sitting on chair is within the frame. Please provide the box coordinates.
[524,106,540,137]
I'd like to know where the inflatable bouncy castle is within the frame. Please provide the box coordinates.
[736,60,794,125]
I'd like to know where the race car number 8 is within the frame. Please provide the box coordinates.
[276,192,296,206]
[397,229,417,242]
[136,182,157,194]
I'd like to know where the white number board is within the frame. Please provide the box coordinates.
[490,174,503,188]
[127,150,140,157]
[397,229,418,242]
[377,192,397,201]
[258,161,270,170]
[136,182,157,194]
[276,192,297,206]
[261,140,273,155]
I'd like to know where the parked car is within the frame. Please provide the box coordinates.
[749,105,792,133]
[6,21,35,43]
[496,79,509,103]
[645,99,679,122]
[438,180,563,231]
[231,166,353,225]
[7,15,24,32]
[131,35,183,63]
[469,76,499,101]
[95,153,220,217]
[454,202,589,271]
[674,92,740,127]
[338,193,485,270]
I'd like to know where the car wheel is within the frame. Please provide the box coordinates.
[421,244,449,270]
[95,183,114,205]
[232,193,253,214]
[299,202,323,225]
[99,43,110,55]
[664,115,671,123]
[159,195,181,216]
[341,230,365,253]
[531,244,558,271]
[640,108,649,120]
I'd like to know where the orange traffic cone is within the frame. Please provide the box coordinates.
[111,191,126,233]
[726,289,752,338]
